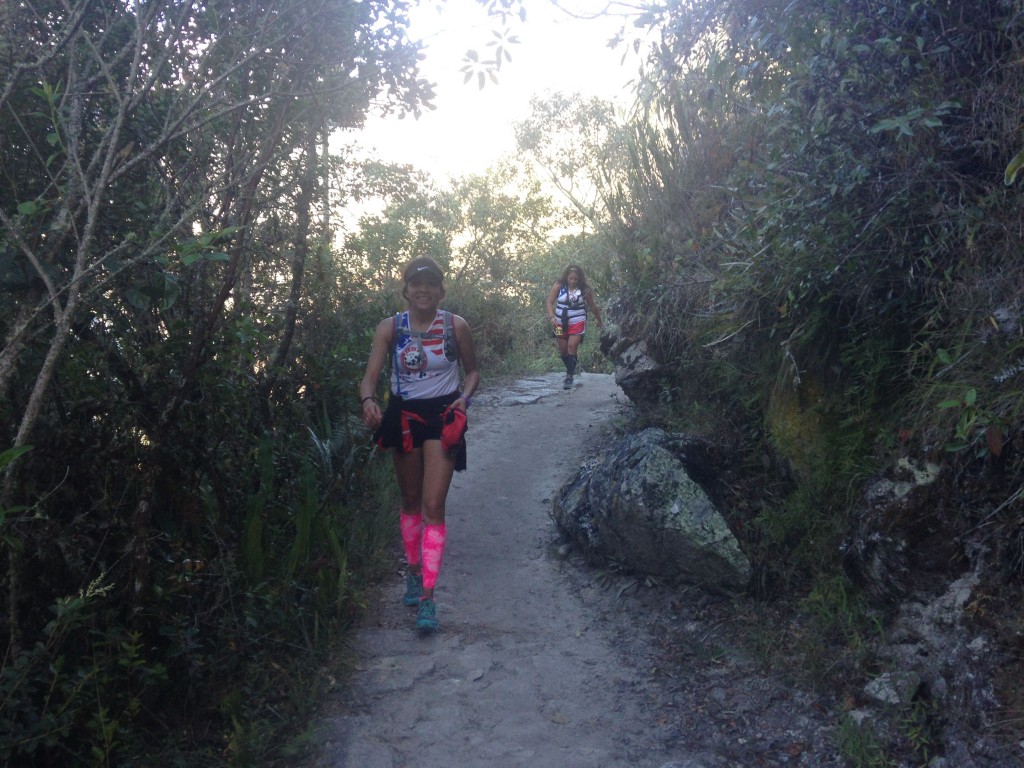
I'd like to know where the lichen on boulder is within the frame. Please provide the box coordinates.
[552,428,750,593]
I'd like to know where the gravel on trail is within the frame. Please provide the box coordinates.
[304,372,844,768]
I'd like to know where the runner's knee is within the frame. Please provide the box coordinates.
[421,503,446,525]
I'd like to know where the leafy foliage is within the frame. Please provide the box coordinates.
[0,1,429,764]
[604,0,1024,581]
[592,4,1024,759]
[0,2,604,746]
[9,0,1024,762]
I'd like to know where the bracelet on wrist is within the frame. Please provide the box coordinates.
[459,394,472,408]
[361,396,377,405]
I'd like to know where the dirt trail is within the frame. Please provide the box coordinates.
[305,372,840,768]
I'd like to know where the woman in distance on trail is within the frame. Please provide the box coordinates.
[545,264,603,389]
[359,257,480,633]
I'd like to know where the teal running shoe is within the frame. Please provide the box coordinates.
[403,573,422,606]
[416,598,438,632]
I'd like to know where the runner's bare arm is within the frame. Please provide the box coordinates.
[586,288,603,327]
[453,314,480,411]
[359,317,394,428]
[545,282,561,327]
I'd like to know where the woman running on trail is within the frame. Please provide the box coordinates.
[359,257,480,633]
[545,264,603,389]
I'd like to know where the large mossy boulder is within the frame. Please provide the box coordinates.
[552,428,750,593]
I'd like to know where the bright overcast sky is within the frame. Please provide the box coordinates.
[356,0,643,180]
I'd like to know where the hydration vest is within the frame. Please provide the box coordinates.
[391,310,459,398]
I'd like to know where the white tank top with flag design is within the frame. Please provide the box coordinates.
[390,310,460,399]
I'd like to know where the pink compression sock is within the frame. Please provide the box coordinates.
[400,510,423,566]
[421,524,447,591]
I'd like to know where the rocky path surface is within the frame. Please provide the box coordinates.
[304,372,844,768]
